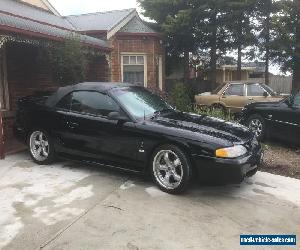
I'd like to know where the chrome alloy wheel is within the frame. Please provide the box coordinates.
[30,131,50,161]
[249,119,263,137]
[153,150,183,190]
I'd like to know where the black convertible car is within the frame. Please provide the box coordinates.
[240,90,300,144]
[14,82,262,193]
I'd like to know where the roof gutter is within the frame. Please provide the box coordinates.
[0,25,112,52]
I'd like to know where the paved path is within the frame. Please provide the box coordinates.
[0,152,299,250]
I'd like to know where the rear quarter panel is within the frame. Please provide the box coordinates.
[195,94,220,107]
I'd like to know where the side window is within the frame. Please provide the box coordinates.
[247,84,265,96]
[70,91,120,117]
[224,84,244,96]
[56,93,72,111]
[293,93,300,107]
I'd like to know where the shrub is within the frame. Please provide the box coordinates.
[194,105,237,122]
[45,34,87,86]
[170,83,193,112]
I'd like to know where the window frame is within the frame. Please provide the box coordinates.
[121,53,147,87]
[223,83,245,96]
[56,90,121,118]
[246,83,267,97]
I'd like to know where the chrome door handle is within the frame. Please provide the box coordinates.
[248,98,254,100]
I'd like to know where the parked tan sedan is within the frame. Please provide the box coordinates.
[195,82,283,113]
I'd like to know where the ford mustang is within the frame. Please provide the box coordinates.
[14,82,263,194]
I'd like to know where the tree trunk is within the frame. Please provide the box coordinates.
[183,50,189,84]
[265,5,271,85]
[237,17,242,81]
[292,0,300,93]
[210,13,217,86]
[237,44,242,81]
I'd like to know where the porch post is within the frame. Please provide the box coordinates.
[0,111,4,159]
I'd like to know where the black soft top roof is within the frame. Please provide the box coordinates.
[46,82,139,107]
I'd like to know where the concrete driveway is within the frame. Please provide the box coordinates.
[0,152,299,250]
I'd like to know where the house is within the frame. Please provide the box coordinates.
[65,9,165,90]
[0,0,165,155]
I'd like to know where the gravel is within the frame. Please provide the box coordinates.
[262,142,300,180]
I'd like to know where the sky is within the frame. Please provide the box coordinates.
[49,0,139,16]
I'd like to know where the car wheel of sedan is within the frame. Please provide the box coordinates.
[151,145,192,194]
[28,130,55,165]
[247,114,266,140]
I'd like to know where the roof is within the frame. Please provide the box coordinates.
[75,82,137,91]
[65,9,159,39]
[65,9,136,32]
[0,0,72,29]
[0,0,110,50]
[119,16,156,34]
[46,82,138,107]
[220,65,256,71]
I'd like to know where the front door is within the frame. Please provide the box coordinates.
[53,91,141,171]
[246,83,268,104]
[221,83,247,113]
[267,93,300,144]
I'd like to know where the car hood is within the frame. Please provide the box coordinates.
[148,111,253,147]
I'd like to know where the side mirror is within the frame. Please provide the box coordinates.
[285,96,293,107]
[108,111,129,122]
[263,91,268,98]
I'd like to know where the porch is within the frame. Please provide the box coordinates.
[0,35,111,158]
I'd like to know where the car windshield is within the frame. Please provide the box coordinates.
[262,84,277,96]
[211,83,226,94]
[111,87,173,119]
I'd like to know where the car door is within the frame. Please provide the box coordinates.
[53,91,142,171]
[265,93,300,144]
[220,83,247,112]
[246,83,268,104]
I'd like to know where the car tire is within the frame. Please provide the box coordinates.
[247,114,266,141]
[150,145,192,194]
[28,130,55,165]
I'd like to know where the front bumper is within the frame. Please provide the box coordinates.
[192,146,263,184]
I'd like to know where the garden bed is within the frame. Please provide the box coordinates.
[262,142,300,180]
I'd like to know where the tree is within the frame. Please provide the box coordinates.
[193,0,230,85]
[256,0,274,85]
[293,0,300,92]
[138,0,198,84]
[271,0,300,92]
[226,0,257,80]
[46,34,87,86]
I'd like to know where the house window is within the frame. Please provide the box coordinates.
[122,55,146,86]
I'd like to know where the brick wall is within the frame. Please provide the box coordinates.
[2,42,109,152]
[86,55,110,82]
[6,43,59,111]
[110,34,165,90]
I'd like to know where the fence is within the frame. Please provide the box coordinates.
[250,76,293,94]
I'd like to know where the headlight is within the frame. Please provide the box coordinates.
[215,145,247,158]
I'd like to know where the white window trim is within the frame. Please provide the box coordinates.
[158,56,163,91]
[121,53,147,87]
